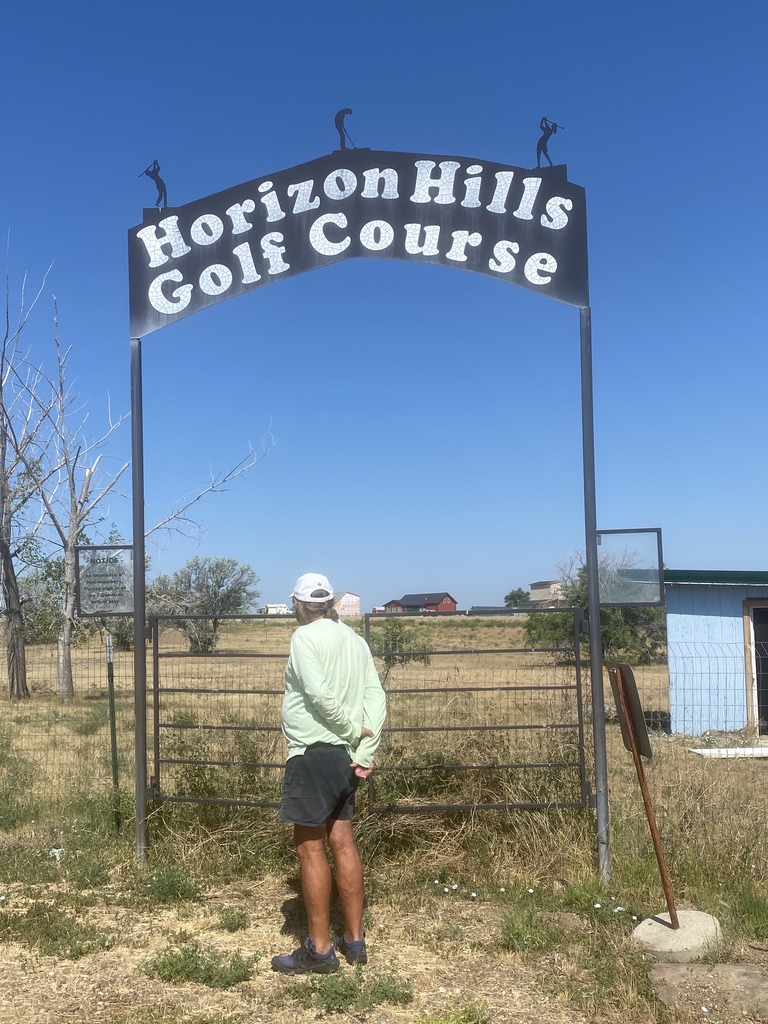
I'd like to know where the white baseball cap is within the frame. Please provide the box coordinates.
[291,572,335,603]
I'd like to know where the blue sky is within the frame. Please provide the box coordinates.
[2,0,766,610]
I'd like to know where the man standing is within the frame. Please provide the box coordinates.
[271,572,386,975]
[335,108,353,150]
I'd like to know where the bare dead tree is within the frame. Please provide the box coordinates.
[146,435,275,539]
[18,306,275,700]
[0,254,57,699]
[16,302,129,699]
[4,274,276,701]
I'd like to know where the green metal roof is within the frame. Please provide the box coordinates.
[664,570,768,586]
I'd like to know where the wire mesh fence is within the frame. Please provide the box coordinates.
[3,619,768,863]
[148,611,589,813]
[362,611,589,811]
[0,632,134,830]
[150,615,288,810]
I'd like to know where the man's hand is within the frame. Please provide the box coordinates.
[353,726,374,748]
[351,727,375,778]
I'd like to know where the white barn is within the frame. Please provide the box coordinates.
[333,591,360,617]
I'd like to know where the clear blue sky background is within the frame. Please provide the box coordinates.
[2,0,766,610]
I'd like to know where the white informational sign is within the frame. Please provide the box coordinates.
[75,545,134,617]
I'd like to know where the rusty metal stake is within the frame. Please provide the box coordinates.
[613,665,679,929]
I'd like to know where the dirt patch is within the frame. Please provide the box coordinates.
[0,878,594,1024]
[650,962,768,1022]
[4,878,768,1024]
[646,941,768,1023]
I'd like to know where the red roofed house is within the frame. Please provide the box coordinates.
[383,592,458,614]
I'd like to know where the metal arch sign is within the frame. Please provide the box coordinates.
[128,150,588,337]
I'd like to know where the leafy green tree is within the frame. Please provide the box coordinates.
[504,587,530,607]
[366,617,433,683]
[149,556,260,653]
[524,559,666,665]
[20,541,96,647]
[20,554,65,645]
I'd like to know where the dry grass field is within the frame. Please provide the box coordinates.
[0,613,761,838]
[3,615,768,1023]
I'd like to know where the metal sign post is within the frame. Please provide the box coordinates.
[579,306,611,881]
[131,337,149,864]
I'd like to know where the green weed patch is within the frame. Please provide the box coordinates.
[142,935,258,987]
[0,901,112,958]
[274,966,413,1013]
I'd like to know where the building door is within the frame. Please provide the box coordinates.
[751,606,768,734]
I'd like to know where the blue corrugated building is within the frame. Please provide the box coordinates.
[665,570,768,736]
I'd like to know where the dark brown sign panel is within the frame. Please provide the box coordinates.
[128,150,588,338]
[608,663,653,760]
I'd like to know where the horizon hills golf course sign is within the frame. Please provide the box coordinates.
[127,145,612,870]
[128,150,588,336]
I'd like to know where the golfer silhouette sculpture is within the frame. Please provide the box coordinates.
[536,117,563,168]
[335,108,354,150]
[141,160,168,209]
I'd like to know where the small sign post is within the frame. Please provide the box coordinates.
[609,663,678,929]
[75,545,132,837]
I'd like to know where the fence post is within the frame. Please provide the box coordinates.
[580,305,611,882]
[131,336,149,864]
[105,632,122,834]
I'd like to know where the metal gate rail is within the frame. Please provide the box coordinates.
[149,609,590,814]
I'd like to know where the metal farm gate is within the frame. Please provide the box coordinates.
[147,609,590,814]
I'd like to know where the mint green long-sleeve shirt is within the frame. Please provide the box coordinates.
[281,617,386,768]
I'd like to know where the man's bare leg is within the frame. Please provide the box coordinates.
[294,824,333,953]
[327,817,365,941]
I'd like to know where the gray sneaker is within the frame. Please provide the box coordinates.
[335,933,368,965]
[271,937,340,974]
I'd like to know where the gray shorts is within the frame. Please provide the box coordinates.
[280,743,359,828]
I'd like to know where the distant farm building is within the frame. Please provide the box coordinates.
[333,591,360,617]
[262,603,291,616]
[384,592,458,614]
[529,580,564,605]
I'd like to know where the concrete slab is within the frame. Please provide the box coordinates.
[632,910,722,963]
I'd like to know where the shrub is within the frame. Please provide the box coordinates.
[524,564,666,665]
[105,617,134,651]
[139,865,202,903]
[217,906,250,932]
[366,617,433,682]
